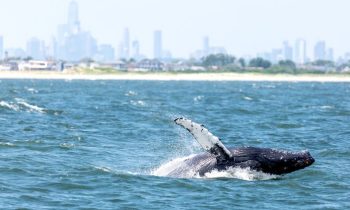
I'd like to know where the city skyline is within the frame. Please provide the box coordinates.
[0,0,350,61]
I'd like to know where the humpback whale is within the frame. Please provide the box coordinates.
[167,118,315,177]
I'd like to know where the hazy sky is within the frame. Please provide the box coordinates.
[0,0,349,58]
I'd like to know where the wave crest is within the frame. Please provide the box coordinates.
[1,98,62,114]
[16,99,45,113]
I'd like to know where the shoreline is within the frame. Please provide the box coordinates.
[1,71,350,82]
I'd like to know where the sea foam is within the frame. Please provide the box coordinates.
[151,155,279,181]
[15,98,45,113]
[0,101,20,111]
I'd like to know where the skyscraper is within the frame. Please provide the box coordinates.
[203,36,210,56]
[65,32,97,61]
[123,28,130,59]
[326,48,334,61]
[131,40,140,60]
[68,0,80,34]
[153,30,162,59]
[56,1,98,61]
[0,36,3,60]
[282,41,293,61]
[294,39,307,64]
[314,41,326,61]
[98,44,115,61]
[26,37,43,59]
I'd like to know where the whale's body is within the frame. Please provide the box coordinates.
[169,118,315,177]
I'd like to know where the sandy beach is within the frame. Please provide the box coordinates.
[0,70,350,82]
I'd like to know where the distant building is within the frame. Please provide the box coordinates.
[0,61,18,71]
[294,39,307,64]
[138,59,164,71]
[122,28,130,59]
[282,41,293,61]
[209,47,227,55]
[131,40,140,60]
[0,36,3,60]
[162,50,172,61]
[26,37,44,59]
[18,60,54,71]
[190,42,227,60]
[203,36,210,56]
[68,0,80,34]
[270,48,283,63]
[326,48,334,61]
[55,0,98,61]
[97,44,115,62]
[118,28,130,59]
[47,37,58,59]
[314,41,326,61]
[154,30,162,59]
[65,31,97,61]
[89,60,126,70]
[6,48,26,59]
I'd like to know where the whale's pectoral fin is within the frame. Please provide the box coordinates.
[174,118,233,163]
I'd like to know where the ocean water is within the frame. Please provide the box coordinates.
[0,79,349,209]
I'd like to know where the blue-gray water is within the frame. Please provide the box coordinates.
[0,80,349,209]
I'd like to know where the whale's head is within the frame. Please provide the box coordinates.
[260,149,315,175]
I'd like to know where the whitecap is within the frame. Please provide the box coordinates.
[320,105,334,109]
[130,100,146,106]
[93,166,139,176]
[93,166,112,173]
[0,101,20,111]
[243,96,253,101]
[15,98,45,113]
[193,95,204,102]
[59,143,75,149]
[26,87,39,93]
[0,142,16,147]
[125,90,137,96]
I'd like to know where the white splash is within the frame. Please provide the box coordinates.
[130,100,146,106]
[15,98,45,113]
[26,87,38,93]
[193,95,204,102]
[0,142,16,147]
[320,105,334,109]
[0,101,20,111]
[93,166,112,173]
[202,167,279,181]
[59,143,75,149]
[151,155,279,181]
[243,96,253,101]
[125,90,137,96]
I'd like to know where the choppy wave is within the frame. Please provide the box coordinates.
[320,105,334,109]
[151,155,279,181]
[0,142,16,147]
[130,100,146,106]
[193,95,204,102]
[243,96,253,101]
[0,98,62,114]
[16,99,45,113]
[59,143,75,149]
[0,100,20,111]
[125,90,137,96]
[25,87,39,94]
